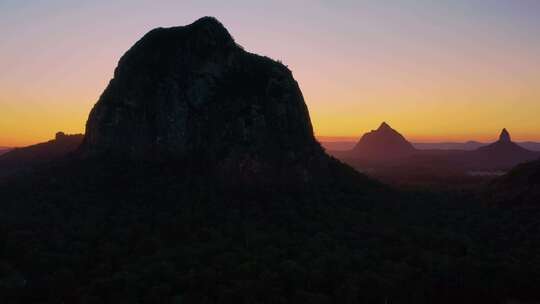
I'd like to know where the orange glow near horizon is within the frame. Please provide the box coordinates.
[1,1,540,147]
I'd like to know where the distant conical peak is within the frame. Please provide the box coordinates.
[499,128,511,143]
[352,121,416,157]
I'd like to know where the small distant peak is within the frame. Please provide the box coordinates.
[499,128,511,143]
[378,122,392,131]
[55,132,67,141]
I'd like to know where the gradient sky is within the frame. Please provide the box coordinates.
[1,0,539,146]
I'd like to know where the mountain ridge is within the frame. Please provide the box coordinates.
[0,132,83,177]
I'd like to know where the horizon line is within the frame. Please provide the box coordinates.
[4,134,540,148]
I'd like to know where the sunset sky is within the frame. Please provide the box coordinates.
[1,0,539,147]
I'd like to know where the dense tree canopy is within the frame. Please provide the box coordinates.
[1,159,539,303]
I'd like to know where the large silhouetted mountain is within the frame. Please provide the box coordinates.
[0,132,83,176]
[78,16,369,187]
[350,122,416,159]
[82,16,314,158]
[486,159,540,206]
[471,128,539,169]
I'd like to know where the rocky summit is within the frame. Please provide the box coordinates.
[499,128,511,143]
[80,17,365,186]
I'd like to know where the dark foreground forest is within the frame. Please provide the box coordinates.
[1,159,539,304]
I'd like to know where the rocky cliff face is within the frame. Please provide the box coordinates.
[80,17,367,186]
